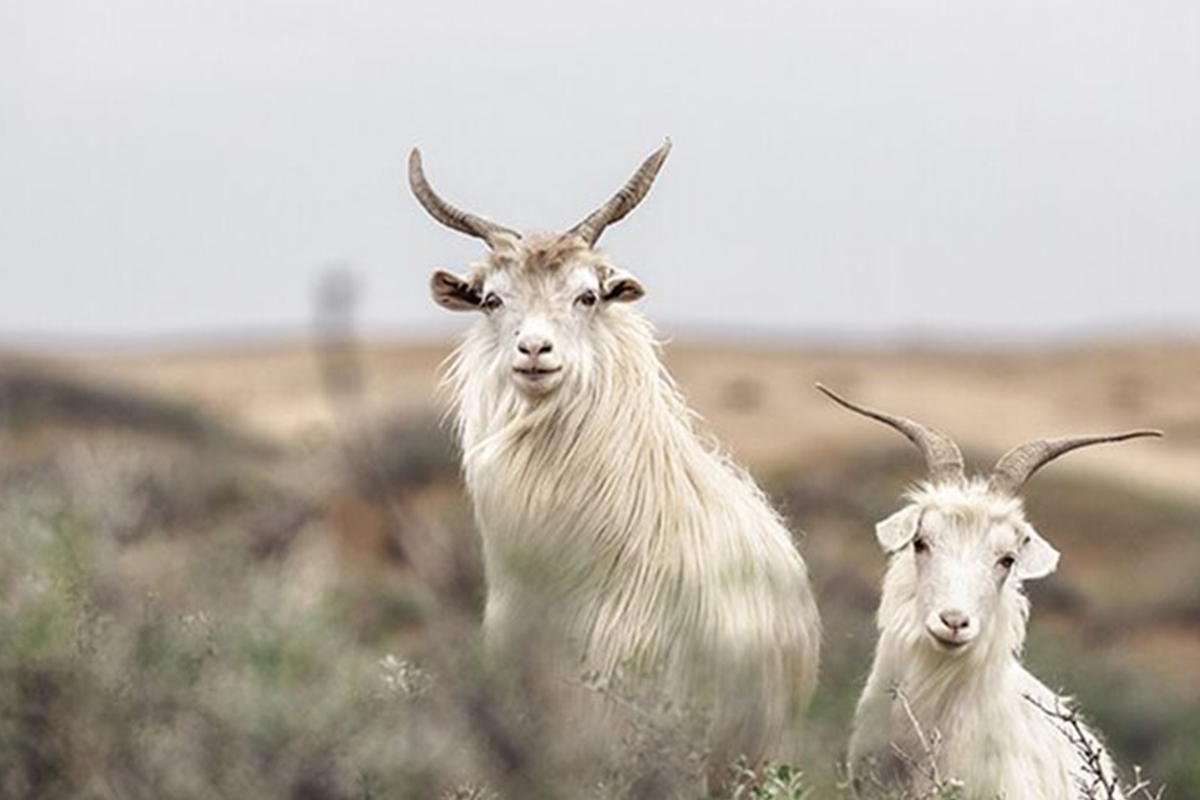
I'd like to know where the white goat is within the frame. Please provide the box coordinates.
[408,141,820,766]
[818,384,1160,800]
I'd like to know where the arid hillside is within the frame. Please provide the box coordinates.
[52,338,1200,496]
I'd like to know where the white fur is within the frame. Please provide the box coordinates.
[438,235,821,761]
[850,480,1121,799]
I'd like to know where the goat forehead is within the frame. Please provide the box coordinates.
[910,485,1027,553]
[487,232,599,274]
[484,253,600,299]
[908,480,1026,521]
[923,512,1023,559]
[485,264,595,300]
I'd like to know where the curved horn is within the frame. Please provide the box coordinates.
[570,138,672,247]
[816,384,966,485]
[988,430,1163,495]
[408,149,520,245]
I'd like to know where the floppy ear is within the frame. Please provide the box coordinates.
[1016,522,1060,580]
[430,270,481,311]
[601,268,645,303]
[876,505,922,553]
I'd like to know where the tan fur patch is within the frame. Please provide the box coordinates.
[485,232,603,274]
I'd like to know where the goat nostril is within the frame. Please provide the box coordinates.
[518,340,552,356]
[940,611,969,631]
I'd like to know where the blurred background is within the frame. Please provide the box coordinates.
[1,1,1197,797]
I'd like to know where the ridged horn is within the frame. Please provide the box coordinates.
[570,138,672,247]
[408,149,520,245]
[988,430,1163,495]
[816,384,966,486]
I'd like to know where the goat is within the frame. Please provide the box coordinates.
[408,140,821,770]
[818,384,1159,800]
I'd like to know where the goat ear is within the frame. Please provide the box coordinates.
[601,268,645,304]
[875,505,921,553]
[1016,523,1060,580]
[430,270,481,311]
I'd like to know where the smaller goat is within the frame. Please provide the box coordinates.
[818,384,1160,800]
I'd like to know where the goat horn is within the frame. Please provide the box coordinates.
[408,149,520,245]
[988,430,1163,495]
[816,384,966,486]
[570,138,672,247]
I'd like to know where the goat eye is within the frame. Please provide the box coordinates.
[575,289,598,308]
[998,554,1016,570]
[913,537,930,554]
[482,293,503,312]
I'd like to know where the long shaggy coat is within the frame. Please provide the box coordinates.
[444,263,820,761]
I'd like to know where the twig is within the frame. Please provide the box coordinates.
[880,685,962,800]
[891,685,944,789]
[1024,693,1165,800]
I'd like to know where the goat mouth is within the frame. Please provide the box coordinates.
[928,631,972,652]
[513,366,563,377]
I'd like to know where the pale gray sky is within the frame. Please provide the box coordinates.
[2,0,1197,345]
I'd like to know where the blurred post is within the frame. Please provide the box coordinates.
[311,264,421,570]
[313,265,365,412]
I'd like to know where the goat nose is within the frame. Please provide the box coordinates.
[517,337,553,356]
[940,610,970,631]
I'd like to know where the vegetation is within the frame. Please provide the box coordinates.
[0,365,1195,798]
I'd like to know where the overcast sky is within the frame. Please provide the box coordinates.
[1,0,1197,346]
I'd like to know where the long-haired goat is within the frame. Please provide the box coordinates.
[818,384,1160,800]
[408,141,821,767]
